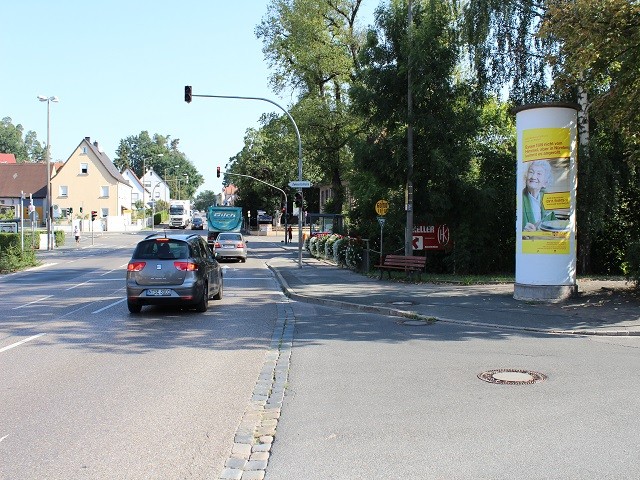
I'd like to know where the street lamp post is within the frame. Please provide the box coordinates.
[38,95,58,250]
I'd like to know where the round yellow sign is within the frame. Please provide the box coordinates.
[375,199,389,216]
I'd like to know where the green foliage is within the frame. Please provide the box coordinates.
[113,131,203,199]
[0,233,38,273]
[622,240,640,288]
[193,190,219,211]
[0,117,45,162]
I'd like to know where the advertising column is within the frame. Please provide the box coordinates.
[514,103,579,301]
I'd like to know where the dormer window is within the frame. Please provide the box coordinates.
[80,163,88,174]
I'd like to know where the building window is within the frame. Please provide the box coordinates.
[59,186,68,197]
[132,192,139,202]
[100,208,108,218]
[80,163,88,174]
[100,186,109,198]
[81,147,88,155]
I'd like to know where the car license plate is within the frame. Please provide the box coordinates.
[223,245,234,248]
[146,289,172,296]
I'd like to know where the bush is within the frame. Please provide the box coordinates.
[316,234,329,258]
[325,234,341,260]
[0,233,38,273]
[623,240,640,288]
[309,236,319,256]
[345,238,364,270]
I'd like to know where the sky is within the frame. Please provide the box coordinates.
[1,1,379,197]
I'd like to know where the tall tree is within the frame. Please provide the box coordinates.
[0,117,45,162]
[257,0,366,213]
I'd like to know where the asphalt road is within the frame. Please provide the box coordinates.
[0,232,280,479]
[3,232,640,479]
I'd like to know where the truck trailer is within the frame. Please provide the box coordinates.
[206,206,243,244]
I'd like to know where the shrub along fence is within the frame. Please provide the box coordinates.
[305,233,366,271]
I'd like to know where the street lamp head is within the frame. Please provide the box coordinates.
[37,95,59,102]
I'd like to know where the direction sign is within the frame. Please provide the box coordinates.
[288,180,312,188]
[377,216,386,227]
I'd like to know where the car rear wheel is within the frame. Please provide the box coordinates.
[127,300,142,314]
[196,282,209,312]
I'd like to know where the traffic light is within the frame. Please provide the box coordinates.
[216,166,221,178]
[69,207,73,215]
[184,85,192,103]
[294,192,303,208]
[79,207,83,214]
[91,210,97,221]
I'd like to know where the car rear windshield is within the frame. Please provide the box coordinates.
[218,234,242,241]
[134,240,190,260]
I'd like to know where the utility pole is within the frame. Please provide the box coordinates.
[405,0,415,256]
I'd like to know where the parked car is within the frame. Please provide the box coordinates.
[191,216,204,230]
[213,232,248,262]
[126,233,223,313]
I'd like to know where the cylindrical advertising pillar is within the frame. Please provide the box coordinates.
[514,103,579,302]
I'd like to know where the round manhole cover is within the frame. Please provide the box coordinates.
[478,369,547,385]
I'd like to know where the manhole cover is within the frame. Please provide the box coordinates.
[477,369,547,385]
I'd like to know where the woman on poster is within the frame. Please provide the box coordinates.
[522,159,556,232]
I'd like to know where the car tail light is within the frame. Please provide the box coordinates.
[127,261,146,272]
[236,242,245,248]
[214,242,221,248]
[174,261,198,271]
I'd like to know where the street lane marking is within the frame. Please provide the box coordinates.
[0,435,8,443]
[12,295,53,309]
[92,298,126,314]
[0,333,47,353]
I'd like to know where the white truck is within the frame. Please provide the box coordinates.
[168,200,192,229]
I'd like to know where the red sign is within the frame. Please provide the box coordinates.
[412,224,451,250]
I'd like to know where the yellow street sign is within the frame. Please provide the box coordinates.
[375,199,389,216]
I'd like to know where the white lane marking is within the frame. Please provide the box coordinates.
[12,295,53,309]
[224,277,272,281]
[92,298,126,314]
[0,435,8,443]
[66,278,124,291]
[0,333,47,353]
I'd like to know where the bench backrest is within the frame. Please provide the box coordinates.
[382,254,426,268]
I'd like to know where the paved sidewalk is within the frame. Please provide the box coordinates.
[267,248,640,336]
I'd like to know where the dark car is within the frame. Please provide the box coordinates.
[191,216,204,230]
[126,233,223,313]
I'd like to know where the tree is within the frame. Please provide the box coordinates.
[0,117,45,162]
[113,131,204,200]
[193,190,219,211]
[257,0,366,214]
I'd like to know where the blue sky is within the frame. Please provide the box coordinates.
[1,1,378,196]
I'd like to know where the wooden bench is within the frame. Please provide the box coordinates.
[375,254,426,280]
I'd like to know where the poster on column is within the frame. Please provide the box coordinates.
[520,128,572,255]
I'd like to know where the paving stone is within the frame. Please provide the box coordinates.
[219,468,243,480]
[225,457,248,469]
[246,460,268,470]
[231,443,252,457]
[240,470,265,480]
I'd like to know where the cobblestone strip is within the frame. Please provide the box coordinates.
[218,300,295,480]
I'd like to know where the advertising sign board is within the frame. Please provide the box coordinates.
[412,224,451,251]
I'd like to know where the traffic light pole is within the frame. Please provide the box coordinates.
[186,87,304,268]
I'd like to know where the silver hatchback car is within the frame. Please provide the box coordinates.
[126,233,223,313]
[213,232,248,262]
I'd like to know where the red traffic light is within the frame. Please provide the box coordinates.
[216,166,221,178]
[184,85,192,103]
[91,210,98,220]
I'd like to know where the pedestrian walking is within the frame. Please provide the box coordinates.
[288,225,293,242]
[74,226,80,245]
